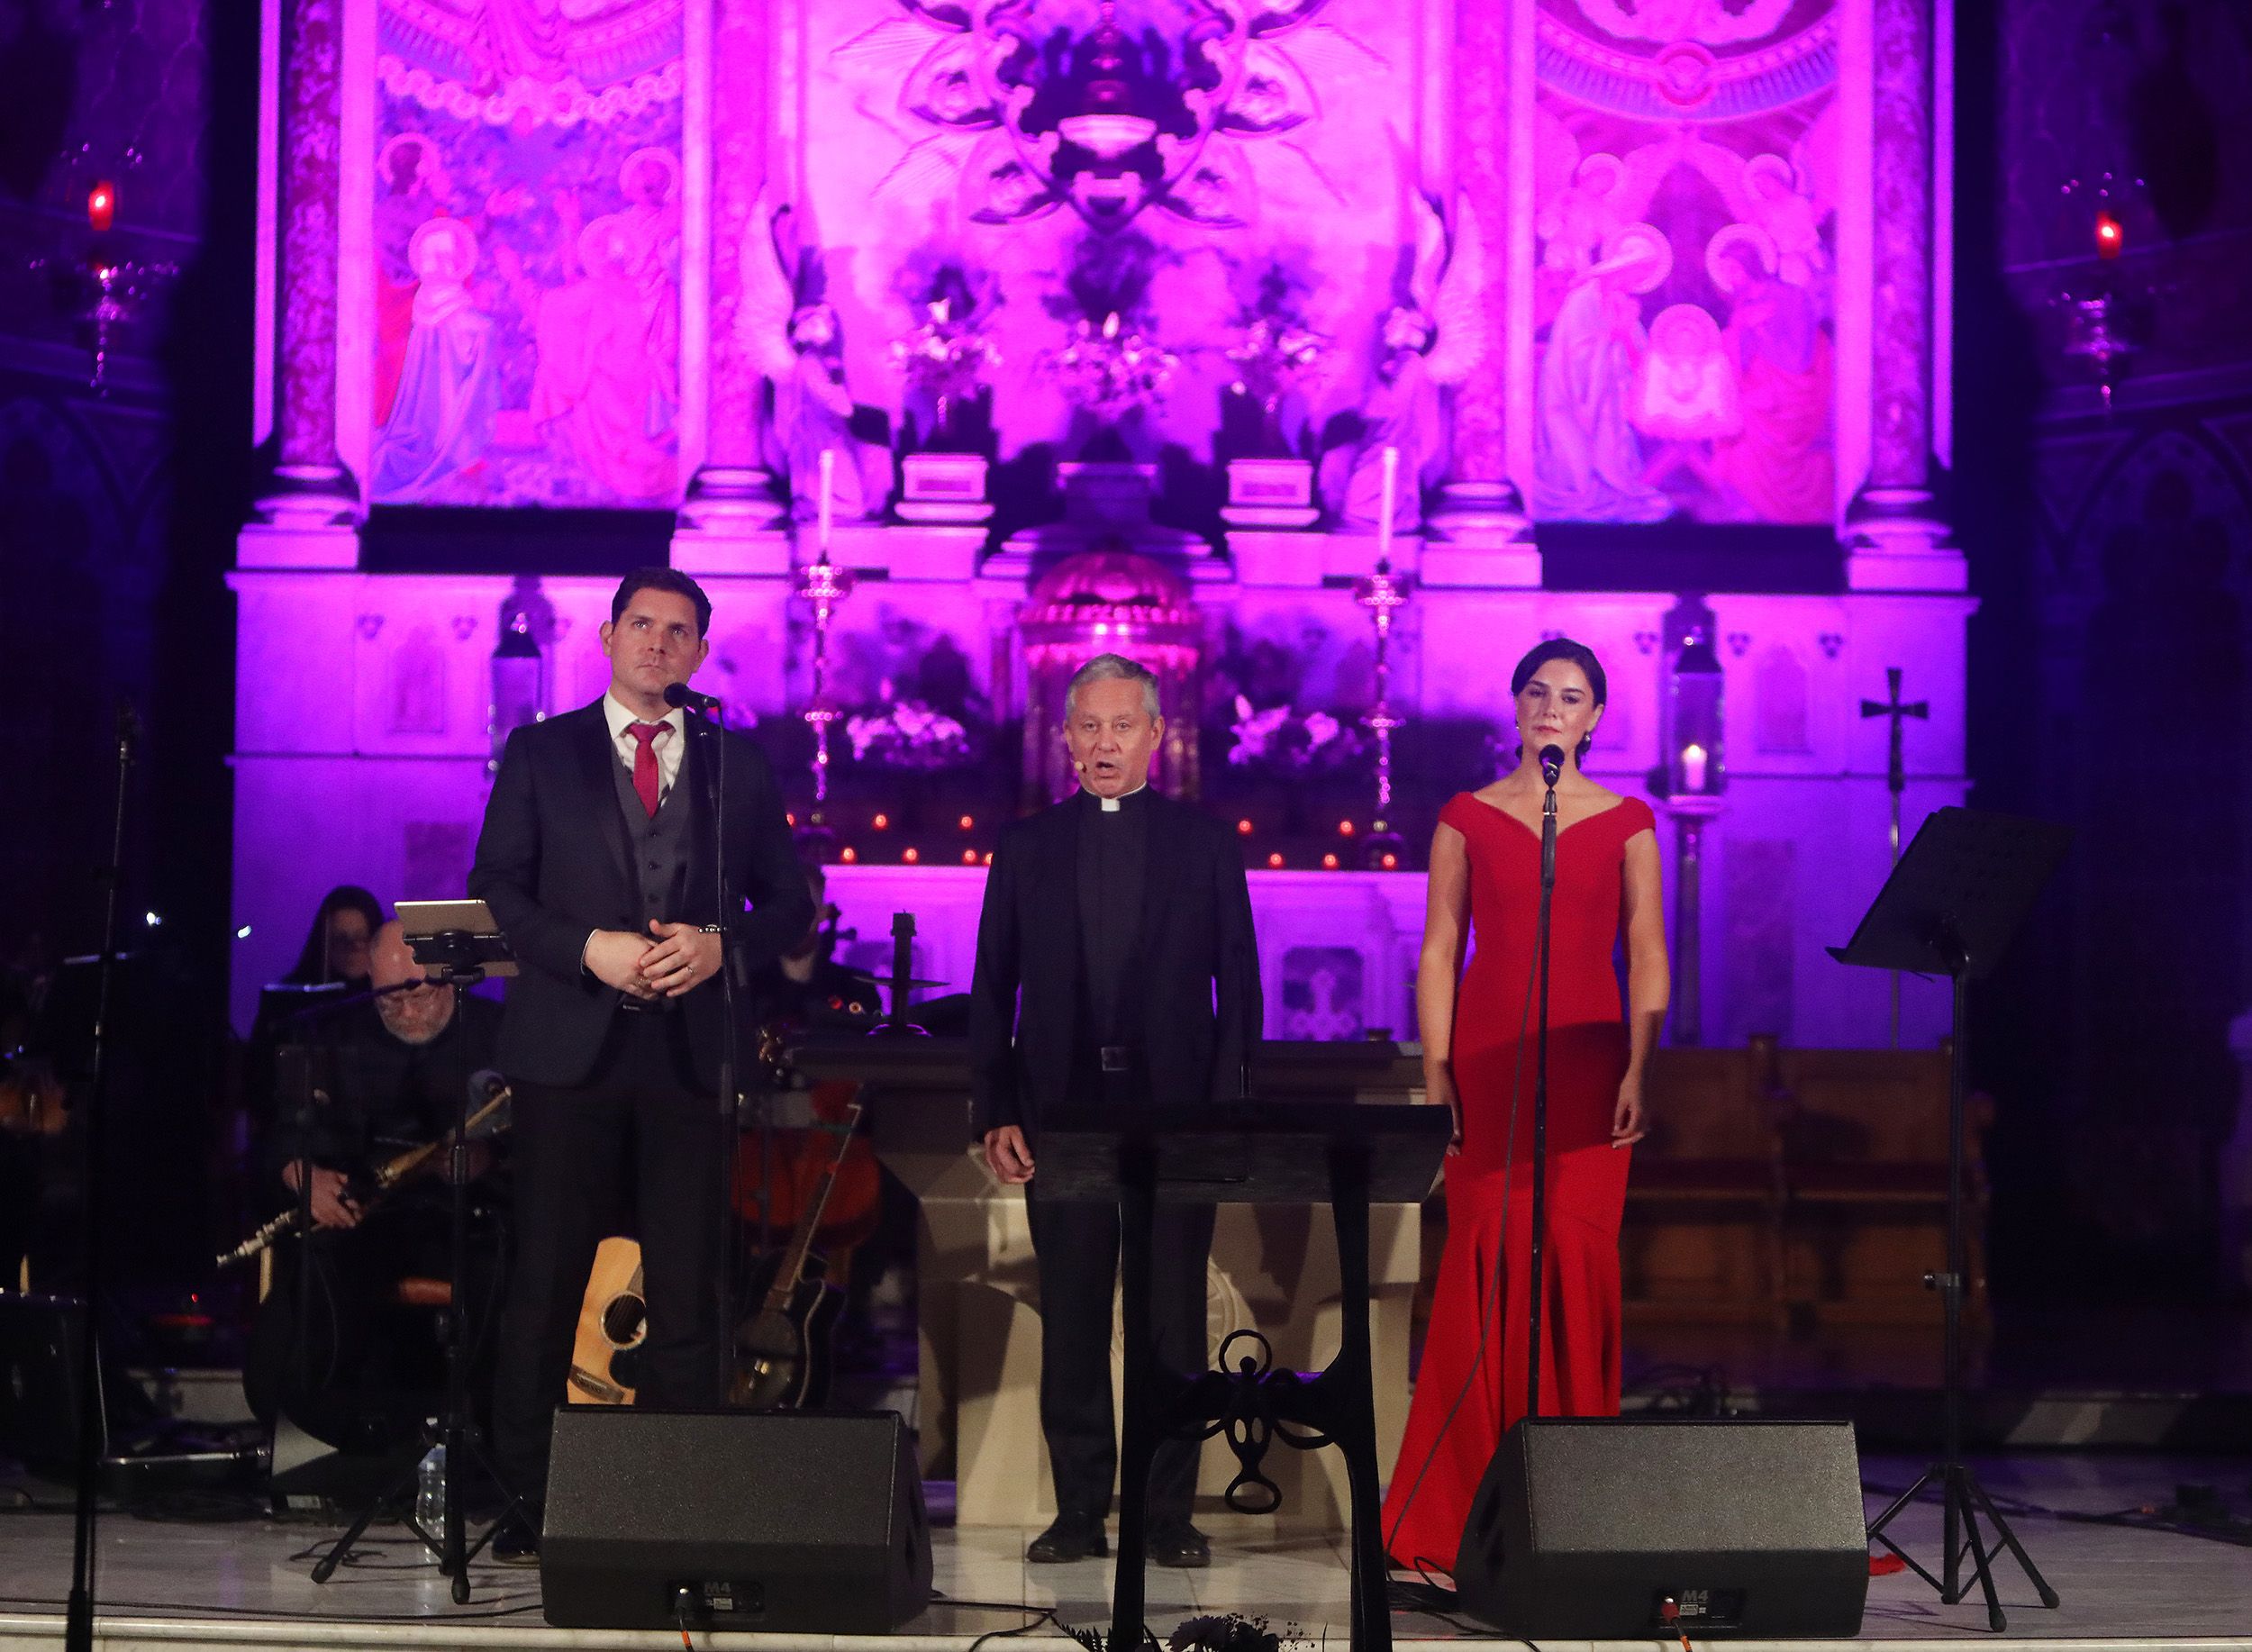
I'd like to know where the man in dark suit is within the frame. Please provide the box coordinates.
[469,567,813,1553]
[969,653,1262,1569]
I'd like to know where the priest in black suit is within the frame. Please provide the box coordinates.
[968,653,1262,1568]
[468,567,813,1553]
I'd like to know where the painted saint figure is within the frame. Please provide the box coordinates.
[369,217,497,503]
[1532,222,1674,523]
[372,133,449,431]
[1707,226,1835,523]
[613,149,684,430]
[530,213,677,504]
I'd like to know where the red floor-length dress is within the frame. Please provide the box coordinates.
[1381,789,1655,1575]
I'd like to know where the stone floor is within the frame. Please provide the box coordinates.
[2,1453,2249,1649]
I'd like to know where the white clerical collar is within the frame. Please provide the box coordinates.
[1083,780,1149,813]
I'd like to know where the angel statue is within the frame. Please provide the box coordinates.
[734,193,895,524]
[1323,191,1492,532]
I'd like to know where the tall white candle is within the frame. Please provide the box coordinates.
[1376,445,1399,562]
[818,447,836,556]
[1682,742,1709,794]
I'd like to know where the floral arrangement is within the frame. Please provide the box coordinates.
[1066,1613,1307,1652]
[1227,695,1365,775]
[887,296,999,416]
[1224,315,1328,417]
[1167,1615,1308,1652]
[1049,310,1179,417]
[844,695,976,770]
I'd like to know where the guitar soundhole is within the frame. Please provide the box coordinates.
[601,1293,647,1348]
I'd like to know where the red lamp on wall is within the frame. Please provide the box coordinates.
[86,181,117,233]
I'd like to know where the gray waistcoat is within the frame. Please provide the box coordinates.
[610,734,694,931]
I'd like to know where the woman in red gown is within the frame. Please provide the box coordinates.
[1382,638,1669,1576]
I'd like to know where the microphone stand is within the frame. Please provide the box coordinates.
[312,932,528,1600]
[1523,749,1561,1423]
[689,699,740,1402]
[65,704,137,1652]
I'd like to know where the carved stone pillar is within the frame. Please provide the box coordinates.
[1847,0,1962,592]
[1427,0,1536,588]
[677,0,788,558]
[257,0,358,529]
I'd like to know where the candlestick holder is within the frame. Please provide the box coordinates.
[1352,549,1412,869]
[794,548,858,854]
[32,251,178,391]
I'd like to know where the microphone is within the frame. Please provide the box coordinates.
[664,682,723,714]
[467,1068,507,1105]
[1539,744,1565,787]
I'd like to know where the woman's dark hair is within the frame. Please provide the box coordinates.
[1509,637,1608,765]
[286,885,385,985]
[611,566,713,637]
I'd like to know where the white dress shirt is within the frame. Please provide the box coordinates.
[603,692,686,801]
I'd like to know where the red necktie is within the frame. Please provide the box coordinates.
[627,722,666,818]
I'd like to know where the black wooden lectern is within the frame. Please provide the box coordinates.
[1040,1101,1451,1652]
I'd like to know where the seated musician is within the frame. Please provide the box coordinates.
[244,920,505,1450]
[743,858,883,1030]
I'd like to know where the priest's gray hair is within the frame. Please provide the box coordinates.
[1065,653,1162,723]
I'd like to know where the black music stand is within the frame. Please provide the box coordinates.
[1830,807,2068,1630]
[311,901,528,1602]
[1040,1100,1450,1652]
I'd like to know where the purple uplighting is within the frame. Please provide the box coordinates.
[5,0,2252,1634]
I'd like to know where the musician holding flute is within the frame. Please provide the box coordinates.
[244,919,505,1449]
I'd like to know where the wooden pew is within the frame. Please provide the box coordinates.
[1621,1039,1789,1325]
[1774,1044,1988,1326]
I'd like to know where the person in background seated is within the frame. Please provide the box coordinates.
[742,858,884,1033]
[245,885,387,1138]
[244,921,505,1452]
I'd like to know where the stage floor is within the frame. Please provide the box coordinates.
[3,1453,2251,1651]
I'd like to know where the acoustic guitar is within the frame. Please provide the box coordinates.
[731,1094,865,1411]
[566,1237,648,1405]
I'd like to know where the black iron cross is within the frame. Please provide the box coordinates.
[1861,666,1929,798]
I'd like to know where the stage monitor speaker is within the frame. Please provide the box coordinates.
[540,1406,933,1633]
[1452,1418,1868,1638]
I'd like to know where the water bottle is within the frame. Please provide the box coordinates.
[415,1435,447,1557]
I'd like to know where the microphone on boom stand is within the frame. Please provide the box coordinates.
[1525,743,1565,1421]
[663,676,742,1401]
[663,683,724,715]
